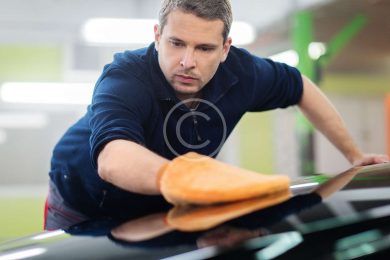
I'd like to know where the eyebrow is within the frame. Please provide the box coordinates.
[168,36,219,48]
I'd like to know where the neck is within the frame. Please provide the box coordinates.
[176,92,202,110]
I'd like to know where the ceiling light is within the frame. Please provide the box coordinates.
[82,18,157,45]
[82,18,256,46]
[269,50,299,67]
[0,112,48,128]
[0,82,94,105]
[230,21,256,46]
[309,42,327,60]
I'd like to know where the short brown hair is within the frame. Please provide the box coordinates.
[158,0,232,43]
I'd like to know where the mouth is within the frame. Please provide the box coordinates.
[175,74,197,84]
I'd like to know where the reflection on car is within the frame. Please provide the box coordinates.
[1,163,390,259]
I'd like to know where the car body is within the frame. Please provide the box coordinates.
[1,163,390,259]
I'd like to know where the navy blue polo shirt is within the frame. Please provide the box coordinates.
[49,43,303,217]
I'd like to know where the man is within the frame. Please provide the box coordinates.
[44,0,388,230]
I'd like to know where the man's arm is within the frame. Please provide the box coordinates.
[298,75,388,166]
[97,139,168,195]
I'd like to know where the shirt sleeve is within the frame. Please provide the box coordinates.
[247,55,304,112]
[88,67,153,169]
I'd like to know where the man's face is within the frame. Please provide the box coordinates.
[154,10,232,101]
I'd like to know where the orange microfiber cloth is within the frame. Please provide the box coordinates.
[158,152,290,206]
[166,188,291,231]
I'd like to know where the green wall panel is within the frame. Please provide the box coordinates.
[238,112,274,174]
[0,45,62,81]
[321,74,390,96]
[0,197,46,242]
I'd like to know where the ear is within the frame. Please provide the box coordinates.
[220,37,232,63]
[154,24,161,51]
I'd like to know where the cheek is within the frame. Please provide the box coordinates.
[161,49,181,71]
[203,57,221,78]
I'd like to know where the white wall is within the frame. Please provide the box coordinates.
[315,95,387,173]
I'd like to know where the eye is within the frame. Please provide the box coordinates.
[169,40,184,47]
[198,46,215,52]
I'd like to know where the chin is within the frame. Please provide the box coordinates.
[174,86,202,97]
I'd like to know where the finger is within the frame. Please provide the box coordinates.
[359,155,389,166]
[374,155,389,164]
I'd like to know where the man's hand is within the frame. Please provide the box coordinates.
[158,152,291,205]
[352,153,389,167]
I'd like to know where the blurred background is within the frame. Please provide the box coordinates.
[0,0,389,241]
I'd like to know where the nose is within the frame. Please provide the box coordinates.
[180,48,196,69]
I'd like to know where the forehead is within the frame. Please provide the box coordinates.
[163,9,225,45]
